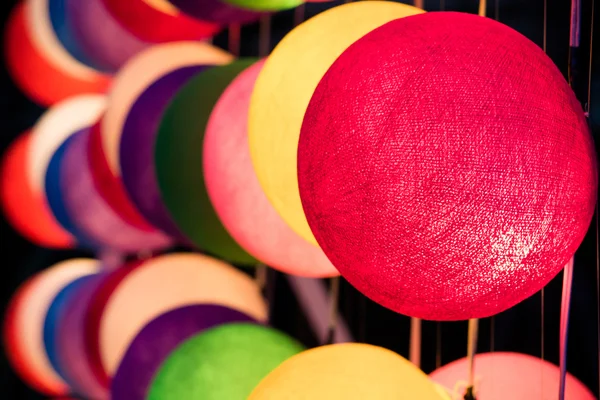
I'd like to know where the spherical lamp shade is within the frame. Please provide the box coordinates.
[54,273,110,400]
[156,61,257,264]
[250,343,446,400]
[297,12,598,320]
[120,66,206,240]
[221,0,302,11]
[85,253,268,385]
[58,127,171,252]
[100,42,232,179]
[3,258,101,396]
[430,352,595,399]
[248,1,424,245]
[43,275,97,382]
[101,0,220,43]
[111,305,257,400]
[28,94,106,195]
[4,2,111,107]
[147,323,304,400]
[203,60,338,277]
[168,0,263,24]
[1,133,73,248]
[62,0,151,72]
[45,133,101,249]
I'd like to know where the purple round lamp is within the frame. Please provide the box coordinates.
[111,304,256,400]
[119,65,205,240]
[59,127,171,252]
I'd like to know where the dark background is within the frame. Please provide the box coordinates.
[0,0,599,398]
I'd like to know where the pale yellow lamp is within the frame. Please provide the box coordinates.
[249,343,446,400]
[248,1,424,245]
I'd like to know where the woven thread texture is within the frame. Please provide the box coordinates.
[298,12,598,320]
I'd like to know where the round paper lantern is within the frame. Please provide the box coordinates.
[3,258,101,396]
[101,0,220,43]
[3,2,111,106]
[1,133,73,248]
[221,0,301,11]
[297,12,598,320]
[203,60,338,277]
[430,352,595,399]
[28,94,106,195]
[168,0,263,24]
[45,134,101,249]
[147,323,304,400]
[250,343,445,400]
[85,252,268,385]
[112,305,257,400]
[58,127,172,252]
[43,275,97,380]
[156,61,257,264]
[63,0,151,71]
[100,42,232,179]
[55,273,111,399]
[248,1,424,244]
[120,65,206,240]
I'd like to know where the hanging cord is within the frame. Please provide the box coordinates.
[228,24,241,57]
[436,322,442,369]
[478,0,487,17]
[410,318,422,367]
[259,15,271,58]
[559,259,575,400]
[293,3,305,27]
[464,319,479,400]
[415,0,424,9]
[326,276,341,344]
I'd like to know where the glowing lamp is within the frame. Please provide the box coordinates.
[168,0,264,24]
[1,133,73,248]
[3,2,111,106]
[430,352,595,399]
[120,66,206,240]
[156,60,258,264]
[250,343,445,400]
[3,258,101,396]
[54,274,110,400]
[297,12,598,320]
[111,305,257,400]
[147,323,304,400]
[221,0,302,11]
[101,0,220,43]
[60,0,151,71]
[58,128,171,252]
[248,1,424,245]
[203,60,338,277]
[100,42,232,179]
[84,253,268,384]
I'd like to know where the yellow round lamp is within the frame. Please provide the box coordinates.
[248,1,424,244]
[101,42,233,178]
[249,343,445,400]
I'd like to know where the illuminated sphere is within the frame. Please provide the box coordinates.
[168,0,263,24]
[84,253,268,385]
[250,343,446,400]
[4,2,111,106]
[248,1,424,245]
[101,0,220,43]
[60,0,151,71]
[297,12,598,320]
[112,305,257,400]
[156,60,258,264]
[120,66,206,240]
[147,323,304,400]
[221,0,302,11]
[58,128,171,252]
[203,60,338,277]
[1,133,73,248]
[3,258,100,396]
[55,274,110,399]
[430,352,595,399]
